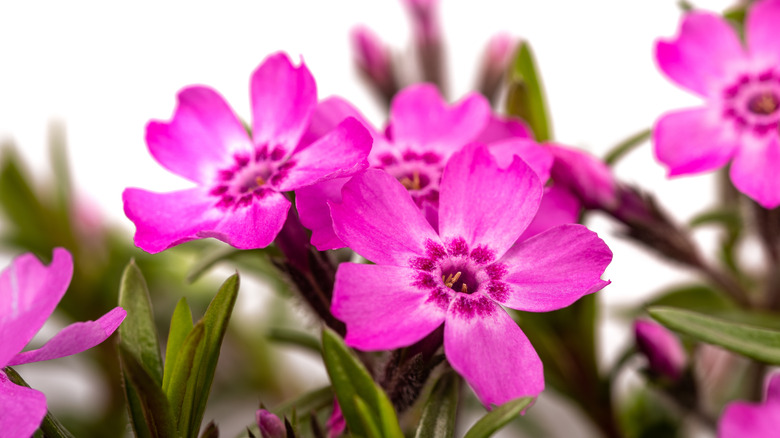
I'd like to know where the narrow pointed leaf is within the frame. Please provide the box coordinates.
[119,260,164,385]
[166,322,206,437]
[414,371,460,438]
[648,306,780,364]
[163,298,194,393]
[354,395,383,438]
[199,421,219,438]
[505,42,551,141]
[118,345,177,438]
[267,327,321,353]
[463,397,534,438]
[604,128,651,166]
[321,328,403,438]
[272,386,334,419]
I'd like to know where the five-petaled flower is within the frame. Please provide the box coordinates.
[654,0,780,208]
[0,248,126,438]
[329,143,612,406]
[123,52,372,253]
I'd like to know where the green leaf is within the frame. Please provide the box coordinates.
[604,129,651,166]
[463,397,534,438]
[272,386,334,419]
[354,395,383,438]
[163,298,194,393]
[186,246,241,283]
[118,260,164,385]
[505,41,552,141]
[199,422,219,438]
[118,345,178,438]
[321,328,403,438]
[267,327,321,353]
[644,284,733,313]
[414,371,460,438]
[648,306,780,364]
[166,274,240,438]
[689,209,741,230]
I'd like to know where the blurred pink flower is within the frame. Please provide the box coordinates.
[329,144,612,406]
[718,373,780,437]
[634,319,686,381]
[0,248,126,437]
[123,52,372,253]
[654,0,780,208]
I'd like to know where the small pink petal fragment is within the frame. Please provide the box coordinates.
[729,134,780,209]
[653,107,738,177]
[474,114,533,144]
[499,224,612,312]
[251,53,317,151]
[0,371,47,438]
[300,96,377,148]
[147,86,253,184]
[444,296,544,407]
[719,373,780,438]
[296,177,349,251]
[332,263,446,351]
[746,0,780,64]
[519,185,581,241]
[488,138,554,183]
[9,307,127,366]
[655,12,745,97]
[439,143,542,259]
[330,169,440,266]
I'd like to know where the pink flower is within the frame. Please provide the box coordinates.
[547,144,617,211]
[123,53,372,253]
[0,248,126,437]
[296,84,550,251]
[256,409,285,438]
[329,144,612,406]
[634,319,686,381]
[654,0,780,208]
[718,373,780,437]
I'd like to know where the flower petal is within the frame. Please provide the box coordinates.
[205,191,291,249]
[730,133,780,209]
[0,371,47,438]
[444,295,544,407]
[655,12,746,96]
[0,248,72,368]
[299,96,379,148]
[519,185,581,242]
[330,169,440,266]
[332,263,447,350]
[123,187,221,253]
[719,372,780,438]
[250,53,317,152]
[746,0,780,64]
[439,143,543,259]
[497,224,612,312]
[9,307,126,366]
[548,144,617,209]
[147,86,253,184]
[295,177,349,251]
[390,84,490,155]
[474,114,533,144]
[653,107,738,177]
[488,138,553,183]
[277,117,372,191]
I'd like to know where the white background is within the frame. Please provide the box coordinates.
[0,0,743,435]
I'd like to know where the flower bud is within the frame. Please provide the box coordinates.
[351,26,398,104]
[634,319,686,381]
[477,33,517,104]
[256,409,285,438]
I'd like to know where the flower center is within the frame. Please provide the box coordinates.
[375,150,443,206]
[721,70,780,136]
[209,145,294,209]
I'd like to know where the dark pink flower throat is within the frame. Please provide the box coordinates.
[722,69,780,136]
[210,145,295,209]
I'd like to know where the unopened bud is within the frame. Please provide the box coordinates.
[477,33,517,103]
[256,409,285,438]
[634,319,686,381]
[351,26,398,104]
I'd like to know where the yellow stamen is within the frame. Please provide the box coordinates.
[255,176,266,186]
[461,283,468,294]
[443,271,463,288]
[399,172,422,191]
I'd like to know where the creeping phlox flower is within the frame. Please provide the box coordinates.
[0,248,126,437]
[654,0,780,208]
[329,144,612,406]
[718,373,780,438]
[123,52,372,253]
[296,83,561,250]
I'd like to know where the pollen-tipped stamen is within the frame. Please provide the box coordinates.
[443,271,462,288]
[400,172,422,191]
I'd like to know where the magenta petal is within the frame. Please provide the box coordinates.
[330,169,440,266]
[474,114,533,144]
[147,86,253,184]
[299,96,378,148]
[730,134,780,209]
[390,84,490,155]
[278,117,372,191]
[439,143,543,258]
[0,248,72,368]
[519,185,581,242]
[0,371,47,438]
[488,138,554,183]
[250,53,317,152]
[655,12,746,96]
[206,191,291,249]
[654,108,738,177]
[123,187,221,253]
[444,296,544,407]
[498,224,612,312]
[295,177,348,251]
[332,263,446,350]
[9,307,126,366]
[746,0,780,63]
[548,144,617,210]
